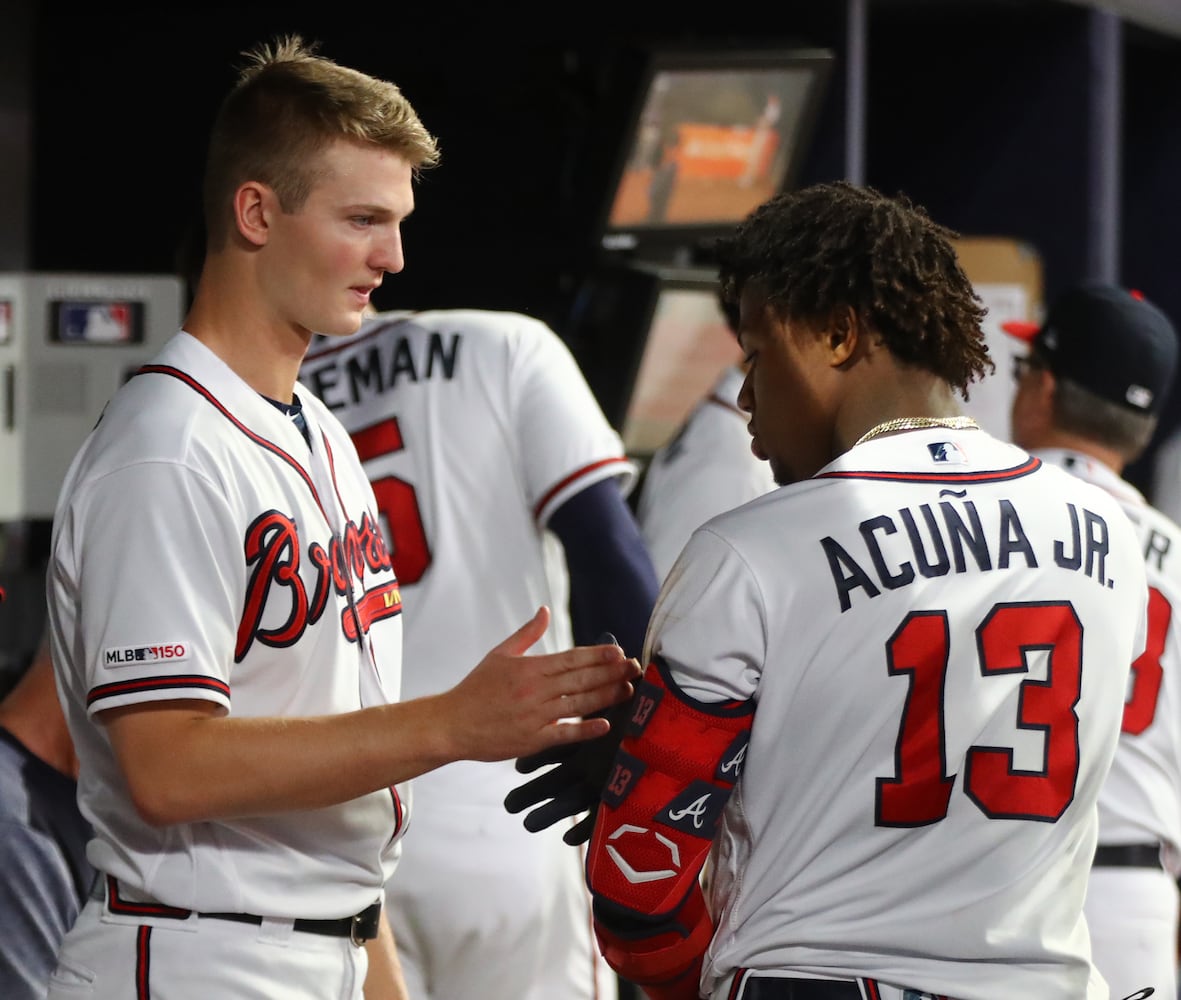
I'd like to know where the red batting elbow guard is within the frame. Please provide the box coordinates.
[593,889,710,999]
[586,655,754,992]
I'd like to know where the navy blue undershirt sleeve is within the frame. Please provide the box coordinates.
[547,477,660,660]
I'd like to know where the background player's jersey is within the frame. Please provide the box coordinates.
[636,365,776,582]
[300,309,634,805]
[1035,448,1181,868]
[639,427,1147,1000]
[47,332,404,919]
[302,309,631,1000]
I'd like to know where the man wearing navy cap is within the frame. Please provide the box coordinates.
[1006,282,1181,1000]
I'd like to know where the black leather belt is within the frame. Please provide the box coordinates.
[199,900,383,944]
[91,875,382,945]
[1092,843,1163,869]
[737,978,863,999]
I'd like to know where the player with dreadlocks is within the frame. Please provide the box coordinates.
[513,181,1151,1000]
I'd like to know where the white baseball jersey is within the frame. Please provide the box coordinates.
[300,308,633,999]
[47,331,404,919]
[636,365,777,582]
[1037,448,1181,997]
[640,427,1147,1000]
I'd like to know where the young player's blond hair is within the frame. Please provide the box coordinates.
[202,35,440,249]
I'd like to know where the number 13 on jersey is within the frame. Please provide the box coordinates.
[876,601,1084,827]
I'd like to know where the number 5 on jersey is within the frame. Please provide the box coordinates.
[351,417,432,584]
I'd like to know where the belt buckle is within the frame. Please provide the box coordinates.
[349,901,382,947]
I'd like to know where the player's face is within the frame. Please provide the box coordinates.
[1009,352,1055,450]
[261,138,415,339]
[736,288,841,486]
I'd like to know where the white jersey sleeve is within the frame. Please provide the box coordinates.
[53,457,241,713]
[637,366,777,582]
[503,311,637,520]
[638,427,1146,1000]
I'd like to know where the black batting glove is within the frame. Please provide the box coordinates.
[503,632,635,846]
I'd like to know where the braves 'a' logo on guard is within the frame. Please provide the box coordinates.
[236,508,399,661]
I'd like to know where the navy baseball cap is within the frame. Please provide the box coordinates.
[1003,283,1179,417]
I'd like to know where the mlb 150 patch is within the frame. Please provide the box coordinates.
[103,643,190,667]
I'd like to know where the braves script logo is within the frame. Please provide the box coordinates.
[236,508,397,661]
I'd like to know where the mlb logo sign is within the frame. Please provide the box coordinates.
[59,302,134,343]
[928,440,968,465]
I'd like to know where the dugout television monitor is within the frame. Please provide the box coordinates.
[597,46,834,264]
[565,263,743,458]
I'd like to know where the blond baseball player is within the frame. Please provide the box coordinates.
[44,39,638,1000]
[574,184,1150,1000]
[1007,283,1181,999]
[636,363,776,581]
[301,307,659,1000]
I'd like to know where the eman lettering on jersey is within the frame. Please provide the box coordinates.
[304,329,462,410]
[236,508,397,660]
[821,496,1113,612]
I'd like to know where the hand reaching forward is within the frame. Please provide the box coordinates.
[437,606,641,763]
[97,608,639,824]
[504,631,633,845]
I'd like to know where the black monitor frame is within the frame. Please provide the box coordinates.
[564,261,739,457]
[594,45,835,267]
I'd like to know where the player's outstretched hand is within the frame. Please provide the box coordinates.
[441,608,640,764]
[503,700,633,845]
[504,632,636,846]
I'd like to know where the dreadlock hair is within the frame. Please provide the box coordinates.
[714,180,993,398]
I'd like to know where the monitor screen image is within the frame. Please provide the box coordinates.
[621,281,742,456]
[599,48,833,256]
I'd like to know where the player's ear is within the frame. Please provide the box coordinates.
[233,181,275,248]
[826,306,862,367]
[1029,366,1059,424]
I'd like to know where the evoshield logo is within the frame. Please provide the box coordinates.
[605,824,681,884]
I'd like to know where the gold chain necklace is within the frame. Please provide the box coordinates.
[853,415,980,449]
